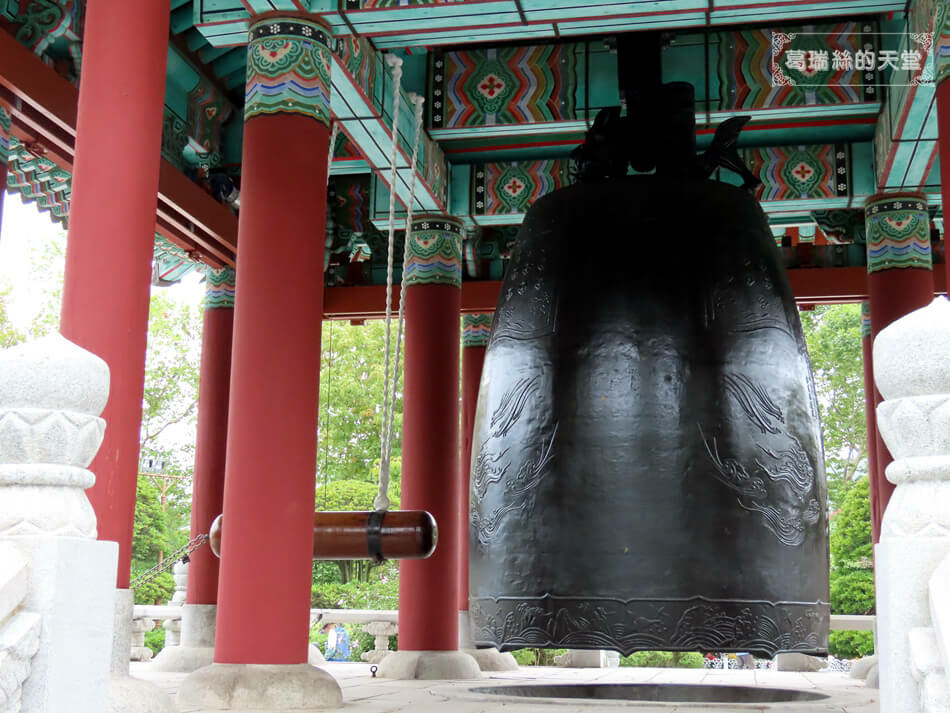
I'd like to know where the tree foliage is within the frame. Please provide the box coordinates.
[800,304,867,510]
[316,320,403,487]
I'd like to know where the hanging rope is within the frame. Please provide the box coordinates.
[374,76,427,512]
[376,54,404,511]
[376,93,425,510]
[327,121,340,186]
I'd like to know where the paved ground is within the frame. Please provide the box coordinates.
[132,660,879,713]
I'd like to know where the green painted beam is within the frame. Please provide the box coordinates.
[171,4,195,34]
[212,49,247,78]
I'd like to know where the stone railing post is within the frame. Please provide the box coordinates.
[360,621,397,664]
[874,297,950,713]
[131,617,154,662]
[161,560,187,648]
[0,335,118,713]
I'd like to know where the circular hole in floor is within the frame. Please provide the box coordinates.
[470,683,830,704]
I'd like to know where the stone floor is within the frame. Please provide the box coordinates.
[132,660,879,713]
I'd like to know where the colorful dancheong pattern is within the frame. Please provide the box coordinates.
[742,144,850,201]
[812,209,865,244]
[861,302,871,338]
[245,18,332,126]
[472,160,572,216]
[405,217,463,288]
[430,44,578,129]
[463,313,493,348]
[865,194,932,273]
[205,266,236,309]
[717,23,876,109]
[0,104,10,165]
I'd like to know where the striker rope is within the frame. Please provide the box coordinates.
[375,54,404,511]
[376,92,426,511]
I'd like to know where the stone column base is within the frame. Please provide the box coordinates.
[151,604,216,673]
[176,663,342,710]
[464,648,519,671]
[109,673,176,713]
[109,590,176,713]
[377,650,480,680]
[150,645,214,673]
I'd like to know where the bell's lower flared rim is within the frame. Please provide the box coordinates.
[469,595,830,658]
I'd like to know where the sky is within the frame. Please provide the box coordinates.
[0,191,206,332]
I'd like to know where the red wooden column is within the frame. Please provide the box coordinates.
[938,69,950,291]
[59,0,170,588]
[458,313,491,645]
[213,16,333,665]
[0,104,9,238]
[861,302,883,542]
[396,216,468,656]
[865,194,934,539]
[187,268,235,606]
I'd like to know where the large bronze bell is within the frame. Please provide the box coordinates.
[468,80,829,658]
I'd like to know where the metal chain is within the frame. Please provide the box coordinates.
[130,534,209,590]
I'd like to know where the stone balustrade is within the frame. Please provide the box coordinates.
[0,543,41,712]
[133,606,401,663]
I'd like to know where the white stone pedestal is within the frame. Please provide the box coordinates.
[13,536,117,713]
[873,298,950,713]
[376,650,480,680]
[151,603,216,672]
[877,538,950,713]
[465,647,520,671]
[177,663,343,710]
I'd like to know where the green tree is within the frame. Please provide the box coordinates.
[799,304,867,510]
[131,476,175,604]
[829,476,875,614]
[0,284,25,347]
[316,320,403,487]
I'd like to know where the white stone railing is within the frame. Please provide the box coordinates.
[0,543,42,712]
[831,614,875,631]
[133,606,399,663]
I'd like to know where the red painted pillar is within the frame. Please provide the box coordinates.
[399,216,464,651]
[865,194,934,538]
[187,268,234,606]
[937,79,950,292]
[59,0,170,587]
[213,16,333,665]
[860,302,883,542]
[0,161,7,237]
[458,313,491,642]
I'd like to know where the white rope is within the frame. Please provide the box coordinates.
[327,121,340,186]
[375,54,404,511]
[375,93,425,511]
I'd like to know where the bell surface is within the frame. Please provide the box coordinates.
[469,176,830,658]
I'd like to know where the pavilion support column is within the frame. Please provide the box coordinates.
[378,217,479,680]
[865,194,934,540]
[177,16,342,711]
[861,302,884,544]
[152,268,234,674]
[57,1,175,711]
[938,64,950,291]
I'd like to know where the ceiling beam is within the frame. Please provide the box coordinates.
[0,27,238,267]
[322,267,927,320]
